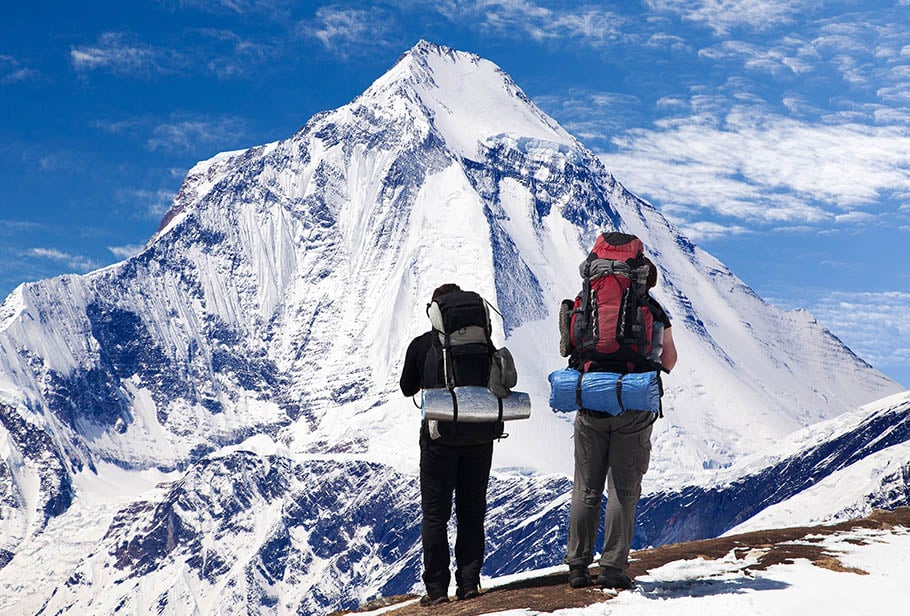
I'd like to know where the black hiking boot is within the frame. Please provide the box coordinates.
[419,593,450,606]
[568,565,593,588]
[456,585,481,600]
[596,566,633,590]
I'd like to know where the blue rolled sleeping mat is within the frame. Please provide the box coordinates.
[548,368,661,415]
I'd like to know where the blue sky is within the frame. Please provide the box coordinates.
[1,0,908,386]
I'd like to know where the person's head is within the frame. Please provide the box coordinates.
[643,257,658,289]
[432,283,461,301]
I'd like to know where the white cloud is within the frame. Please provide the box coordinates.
[698,38,818,74]
[91,112,247,156]
[107,244,146,260]
[834,211,877,224]
[679,220,752,241]
[432,0,629,47]
[116,187,178,218]
[92,118,144,135]
[810,18,910,92]
[808,290,910,380]
[70,29,273,79]
[163,0,291,17]
[12,145,87,174]
[645,33,690,52]
[191,28,277,78]
[656,96,689,109]
[25,248,99,272]
[147,115,246,153]
[0,54,39,84]
[298,6,395,55]
[535,90,645,140]
[678,12,910,111]
[646,0,814,35]
[597,109,910,234]
[523,5,626,44]
[781,95,823,117]
[0,220,42,234]
[878,83,910,105]
[70,32,169,76]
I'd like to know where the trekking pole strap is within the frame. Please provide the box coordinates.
[575,370,584,409]
[450,389,459,429]
[484,298,504,321]
[442,334,455,391]
[615,374,625,413]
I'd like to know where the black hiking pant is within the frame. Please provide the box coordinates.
[419,430,494,596]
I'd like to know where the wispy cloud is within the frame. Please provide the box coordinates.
[192,28,276,78]
[693,11,910,103]
[116,187,177,219]
[0,54,39,84]
[70,32,174,76]
[0,220,43,234]
[91,118,144,135]
[698,37,818,75]
[678,220,752,241]
[808,290,910,381]
[597,108,910,236]
[644,33,691,53]
[298,6,397,55]
[535,90,645,141]
[11,143,88,174]
[94,112,248,155]
[70,29,276,79]
[107,244,146,260]
[433,0,629,47]
[161,0,292,17]
[646,0,814,35]
[147,114,247,152]
[834,211,878,224]
[809,18,909,89]
[25,248,99,272]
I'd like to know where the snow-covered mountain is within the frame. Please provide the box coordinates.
[637,390,910,546]
[0,40,905,614]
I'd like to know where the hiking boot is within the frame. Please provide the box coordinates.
[596,566,633,590]
[456,585,481,600]
[568,565,593,588]
[418,593,450,606]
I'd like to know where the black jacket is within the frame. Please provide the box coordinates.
[400,332,434,397]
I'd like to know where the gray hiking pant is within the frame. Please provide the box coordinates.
[565,409,654,570]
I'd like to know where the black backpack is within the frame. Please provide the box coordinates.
[422,290,506,445]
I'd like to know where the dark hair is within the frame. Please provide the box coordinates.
[432,283,461,300]
[644,257,658,289]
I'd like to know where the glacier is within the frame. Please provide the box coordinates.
[0,40,906,614]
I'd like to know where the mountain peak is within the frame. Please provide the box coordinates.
[367,40,575,159]
[408,39,466,61]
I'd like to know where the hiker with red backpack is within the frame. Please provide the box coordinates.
[400,283,515,605]
[551,233,677,590]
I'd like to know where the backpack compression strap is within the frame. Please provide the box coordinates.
[442,332,459,431]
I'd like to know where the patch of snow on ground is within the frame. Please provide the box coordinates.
[359,523,910,616]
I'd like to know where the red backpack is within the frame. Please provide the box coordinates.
[560,232,658,374]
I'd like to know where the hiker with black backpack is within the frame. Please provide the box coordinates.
[554,233,677,590]
[399,283,512,605]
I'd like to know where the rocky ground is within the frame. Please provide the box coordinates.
[334,507,910,615]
